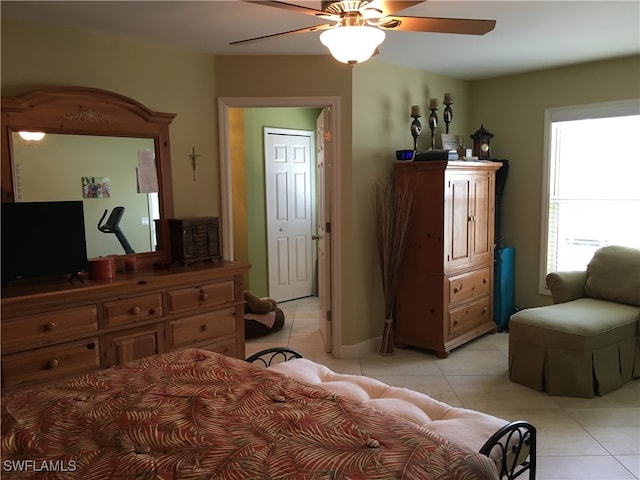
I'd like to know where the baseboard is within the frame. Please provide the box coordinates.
[338,335,381,359]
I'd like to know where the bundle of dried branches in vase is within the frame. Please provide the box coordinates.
[373,178,415,355]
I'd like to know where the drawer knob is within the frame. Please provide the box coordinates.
[47,359,59,369]
[482,307,488,314]
[200,324,209,332]
[453,318,460,325]
[453,286,462,293]
[44,322,56,332]
[131,306,141,315]
[200,292,209,301]
[483,278,488,284]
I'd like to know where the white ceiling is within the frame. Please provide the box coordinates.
[2,0,639,80]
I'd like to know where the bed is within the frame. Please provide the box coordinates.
[1,348,534,479]
[252,348,536,480]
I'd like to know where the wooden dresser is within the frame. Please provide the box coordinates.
[1,261,250,391]
[393,160,501,357]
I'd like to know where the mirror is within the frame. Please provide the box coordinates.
[12,133,159,258]
[1,87,175,268]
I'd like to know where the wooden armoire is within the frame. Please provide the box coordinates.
[393,160,501,357]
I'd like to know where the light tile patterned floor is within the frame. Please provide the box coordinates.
[246,296,640,480]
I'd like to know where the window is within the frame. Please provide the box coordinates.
[539,99,640,293]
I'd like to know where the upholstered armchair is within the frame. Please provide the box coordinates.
[509,245,640,397]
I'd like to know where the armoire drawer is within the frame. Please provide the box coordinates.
[1,306,98,352]
[2,338,100,388]
[447,296,491,338]
[447,267,491,305]
[103,294,163,327]
[167,281,235,314]
[168,308,236,348]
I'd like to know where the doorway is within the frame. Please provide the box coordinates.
[218,97,342,356]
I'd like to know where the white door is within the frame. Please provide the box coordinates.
[265,128,314,302]
[316,110,332,353]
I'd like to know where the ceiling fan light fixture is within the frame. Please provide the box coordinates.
[320,25,385,64]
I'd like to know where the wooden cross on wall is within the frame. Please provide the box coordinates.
[188,147,201,181]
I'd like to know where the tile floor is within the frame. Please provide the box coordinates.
[246,296,640,480]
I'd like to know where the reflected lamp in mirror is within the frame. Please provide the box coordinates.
[18,131,45,141]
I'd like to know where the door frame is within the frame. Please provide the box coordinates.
[218,96,342,357]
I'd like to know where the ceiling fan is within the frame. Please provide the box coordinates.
[231,1,496,65]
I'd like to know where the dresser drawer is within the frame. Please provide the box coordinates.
[447,267,491,305]
[2,338,100,389]
[1,306,98,351]
[103,323,165,367]
[168,308,236,348]
[447,296,491,338]
[103,294,163,327]
[167,281,235,314]
[191,338,237,358]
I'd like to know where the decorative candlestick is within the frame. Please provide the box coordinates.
[410,105,422,151]
[443,93,454,134]
[428,99,439,150]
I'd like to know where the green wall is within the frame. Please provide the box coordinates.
[1,18,219,220]
[350,61,473,345]
[469,55,640,308]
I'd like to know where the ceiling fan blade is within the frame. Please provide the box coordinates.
[373,1,425,16]
[377,16,496,35]
[244,1,336,20]
[230,23,333,46]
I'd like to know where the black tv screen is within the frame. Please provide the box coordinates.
[1,201,88,284]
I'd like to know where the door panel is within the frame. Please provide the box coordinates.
[276,237,290,286]
[471,174,493,263]
[275,172,288,220]
[447,176,472,270]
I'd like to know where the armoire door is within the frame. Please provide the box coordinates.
[445,173,472,272]
[470,172,495,265]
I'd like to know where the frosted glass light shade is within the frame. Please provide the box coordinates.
[18,131,45,141]
[320,25,385,64]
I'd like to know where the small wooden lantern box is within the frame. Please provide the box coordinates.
[169,217,222,265]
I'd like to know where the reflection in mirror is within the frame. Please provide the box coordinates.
[12,133,159,258]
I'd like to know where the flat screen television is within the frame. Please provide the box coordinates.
[1,201,88,285]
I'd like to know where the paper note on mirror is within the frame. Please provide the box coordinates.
[137,167,158,193]
[138,149,155,168]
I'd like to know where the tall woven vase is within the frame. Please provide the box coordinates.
[379,318,395,357]
[373,180,415,356]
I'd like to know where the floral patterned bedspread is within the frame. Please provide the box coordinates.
[1,349,498,480]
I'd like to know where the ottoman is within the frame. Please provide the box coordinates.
[509,298,638,398]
